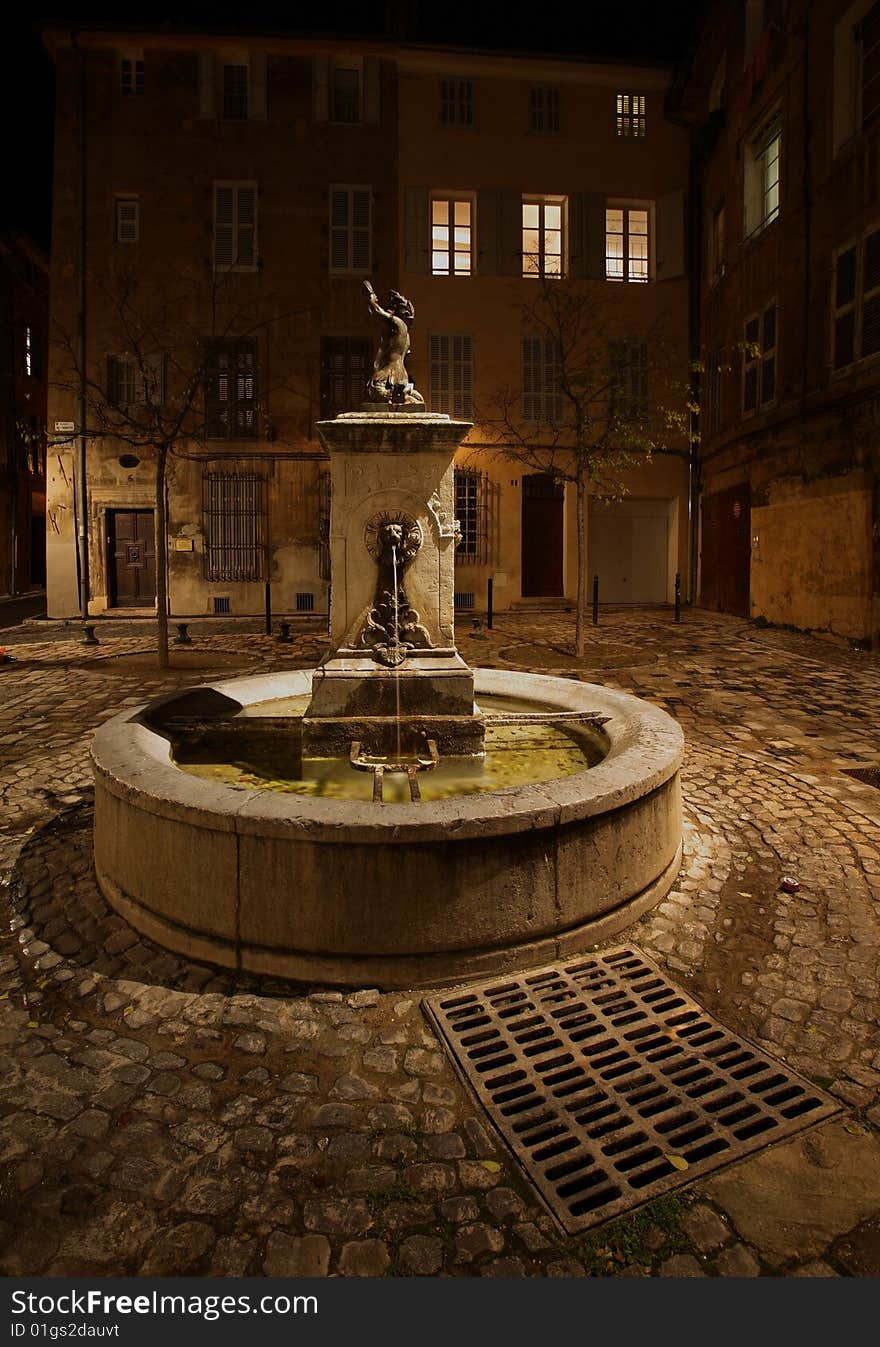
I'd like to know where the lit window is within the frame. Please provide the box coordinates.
[522,336,562,422]
[213,183,257,270]
[522,197,566,278]
[329,186,372,273]
[616,93,646,137]
[605,206,650,282]
[440,79,473,126]
[24,326,32,378]
[223,64,249,120]
[120,56,144,96]
[744,119,781,237]
[430,334,473,418]
[742,304,777,414]
[529,86,560,133]
[431,198,472,276]
[115,197,140,243]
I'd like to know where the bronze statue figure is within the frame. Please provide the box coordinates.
[364,280,425,407]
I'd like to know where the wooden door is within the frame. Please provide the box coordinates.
[700,484,750,617]
[521,474,564,596]
[108,510,156,607]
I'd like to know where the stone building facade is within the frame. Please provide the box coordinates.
[680,0,880,644]
[43,27,691,621]
[0,234,47,597]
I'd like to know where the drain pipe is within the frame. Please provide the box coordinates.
[74,31,90,624]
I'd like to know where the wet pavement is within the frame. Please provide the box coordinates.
[1,608,880,1277]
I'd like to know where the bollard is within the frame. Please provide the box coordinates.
[592,574,599,626]
[277,620,292,644]
[674,572,681,623]
[264,581,272,636]
[487,577,494,630]
[174,623,192,645]
[82,624,99,646]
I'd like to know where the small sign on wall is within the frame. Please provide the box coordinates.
[174,538,195,551]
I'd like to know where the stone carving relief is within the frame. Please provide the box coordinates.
[358,513,431,668]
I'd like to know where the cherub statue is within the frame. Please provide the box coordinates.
[363,281,425,407]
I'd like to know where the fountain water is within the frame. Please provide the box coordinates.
[90,283,684,988]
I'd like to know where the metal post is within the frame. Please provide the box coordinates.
[487,577,494,630]
[277,621,292,644]
[82,624,99,646]
[674,572,682,623]
[174,623,192,645]
[264,581,272,635]
[592,574,599,626]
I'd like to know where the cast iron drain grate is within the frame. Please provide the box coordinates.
[423,947,840,1234]
[843,765,880,790]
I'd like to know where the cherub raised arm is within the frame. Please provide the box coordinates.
[363,280,425,407]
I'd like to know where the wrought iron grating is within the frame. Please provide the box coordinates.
[455,591,475,610]
[212,596,231,615]
[843,765,880,790]
[296,591,315,612]
[423,947,840,1235]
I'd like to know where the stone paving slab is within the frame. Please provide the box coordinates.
[1,611,880,1276]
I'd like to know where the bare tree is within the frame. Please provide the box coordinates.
[478,278,680,657]
[49,269,307,667]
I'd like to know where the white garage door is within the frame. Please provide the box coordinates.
[588,498,672,603]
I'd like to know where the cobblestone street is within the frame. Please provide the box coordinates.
[2,608,880,1277]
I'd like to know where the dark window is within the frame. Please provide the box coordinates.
[834,245,857,369]
[742,316,760,414]
[529,86,560,133]
[862,228,880,356]
[205,339,258,439]
[120,58,144,96]
[203,473,267,582]
[331,65,360,123]
[107,354,164,407]
[440,78,473,126]
[454,469,489,565]
[862,2,880,127]
[320,337,371,418]
[223,64,249,120]
[430,334,474,418]
[609,340,649,421]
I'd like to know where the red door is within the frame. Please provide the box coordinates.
[521,474,565,596]
[108,510,156,607]
[700,484,750,617]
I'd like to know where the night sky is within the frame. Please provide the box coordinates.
[5,3,708,247]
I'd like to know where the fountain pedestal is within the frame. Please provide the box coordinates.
[304,410,483,756]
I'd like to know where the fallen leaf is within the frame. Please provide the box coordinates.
[666,1154,689,1171]
[123,1004,134,1014]
[480,1160,502,1172]
[843,1121,868,1136]
[737,892,752,898]
[27,1020,38,1029]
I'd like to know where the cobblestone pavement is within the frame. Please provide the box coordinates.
[2,609,880,1277]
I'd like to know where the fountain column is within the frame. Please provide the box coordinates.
[303,408,483,757]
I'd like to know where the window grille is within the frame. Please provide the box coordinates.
[203,473,267,582]
[205,339,258,439]
[296,592,315,612]
[454,469,489,565]
[116,198,140,243]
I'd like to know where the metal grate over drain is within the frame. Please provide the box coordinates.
[423,947,840,1234]
[843,765,880,790]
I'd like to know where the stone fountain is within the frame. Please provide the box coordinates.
[90,282,684,988]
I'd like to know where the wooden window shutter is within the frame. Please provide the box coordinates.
[116,199,140,243]
[572,192,606,279]
[198,51,215,117]
[250,52,267,119]
[364,57,380,123]
[656,190,685,280]
[404,187,428,273]
[351,189,372,272]
[498,189,522,275]
[237,187,257,266]
[214,185,235,268]
[476,190,499,274]
[330,188,350,269]
[314,54,329,121]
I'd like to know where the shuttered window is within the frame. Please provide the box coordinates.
[320,337,371,417]
[529,86,560,133]
[430,334,473,418]
[222,63,249,119]
[203,473,266,582]
[440,78,473,126]
[120,55,144,96]
[329,186,372,273]
[205,339,258,439]
[107,354,164,407]
[616,93,646,137]
[213,183,257,270]
[609,340,649,421]
[522,336,562,423]
[115,198,140,243]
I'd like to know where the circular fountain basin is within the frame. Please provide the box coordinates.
[91,669,683,989]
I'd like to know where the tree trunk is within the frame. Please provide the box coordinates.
[155,444,170,669]
[575,471,587,658]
